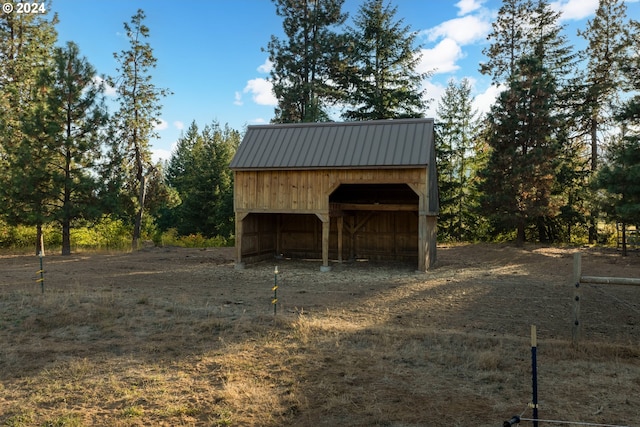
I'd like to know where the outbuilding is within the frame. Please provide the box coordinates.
[229,118,439,271]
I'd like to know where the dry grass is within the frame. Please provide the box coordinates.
[0,244,639,426]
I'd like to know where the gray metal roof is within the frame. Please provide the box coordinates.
[229,118,434,170]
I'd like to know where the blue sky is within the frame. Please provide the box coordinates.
[48,0,640,163]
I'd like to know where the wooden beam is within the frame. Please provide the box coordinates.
[276,214,282,257]
[235,213,245,269]
[426,215,437,270]
[335,203,418,212]
[337,216,343,263]
[581,276,640,286]
[320,216,331,271]
[418,214,426,271]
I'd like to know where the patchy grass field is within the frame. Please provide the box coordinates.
[0,244,639,427]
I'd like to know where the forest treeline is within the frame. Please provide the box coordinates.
[1,0,639,255]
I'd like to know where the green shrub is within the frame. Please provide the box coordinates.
[156,228,233,248]
[70,217,131,251]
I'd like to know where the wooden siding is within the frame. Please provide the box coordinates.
[234,168,427,214]
[239,214,277,259]
[240,212,418,262]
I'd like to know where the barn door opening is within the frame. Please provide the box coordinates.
[329,184,419,263]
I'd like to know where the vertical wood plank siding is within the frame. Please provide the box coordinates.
[234,168,427,213]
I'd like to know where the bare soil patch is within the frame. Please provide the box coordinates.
[0,244,639,426]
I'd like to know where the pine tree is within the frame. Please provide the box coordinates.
[435,78,481,241]
[479,56,562,244]
[577,0,629,172]
[575,0,630,243]
[342,0,427,120]
[529,0,581,243]
[162,121,201,234]
[266,0,347,123]
[595,137,640,256]
[0,9,59,255]
[107,9,171,250]
[480,0,533,84]
[163,121,239,238]
[597,17,640,255]
[478,0,578,244]
[48,42,109,255]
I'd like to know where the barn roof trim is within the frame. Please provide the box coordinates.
[229,118,435,170]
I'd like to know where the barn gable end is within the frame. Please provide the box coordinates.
[229,119,439,271]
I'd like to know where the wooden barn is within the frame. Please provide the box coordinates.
[229,118,439,271]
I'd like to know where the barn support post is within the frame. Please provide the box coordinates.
[418,214,427,271]
[418,213,437,272]
[276,214,282,257]
[234,212,249,270]
[337,216,344,263]
[316,213,331,272]
[426,215,437,269]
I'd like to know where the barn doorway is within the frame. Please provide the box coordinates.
[329,184,419,263]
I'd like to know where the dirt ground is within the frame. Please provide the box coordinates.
[4,243,636,343]
[0,243,639,426]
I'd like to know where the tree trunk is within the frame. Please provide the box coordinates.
[62,140,72,256]
[516,219,526,247]
[537,217,548,243]
[62,219,71,255]
[36,223,45,256]
[589,117,598,244]
[132,174,146,251]
[621,222,627,257]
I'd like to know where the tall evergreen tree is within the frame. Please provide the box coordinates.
[577,0,629,172]
[162,121,239,238]
[619,19,640,115]
[480,0,533,84]
[530,0,581,242]
[595,137,640,256]
[435,78,481,241]
[478,56,562,244]
[162,121,201,234]
[342,0,427,120]
[48,42,109,255]
[0,9,58,255]
[266,0,347,123]
[107,9,171,250]
[575,0,630,243]
[479,0,579,243]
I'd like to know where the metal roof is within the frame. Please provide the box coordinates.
[229,118,434,170]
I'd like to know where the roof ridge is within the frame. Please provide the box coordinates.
[246,118,434,130]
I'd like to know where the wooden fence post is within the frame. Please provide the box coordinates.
[572,253,582,345]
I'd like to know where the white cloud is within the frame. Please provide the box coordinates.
[173,121,184,130]
[152,148,171,164]
[154,118,168,131]
[91,75,116,97]
[426,78,503,120]
[423,15,491,45]
[243,78,278,106]
[419,38,463,75]
[550,0,598,21]
[250,118,268,124]
[234,91,243,106]
[422,80,447,118]
[455,0,485,16]
[257,59,273,74]
[473,83,505,116]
